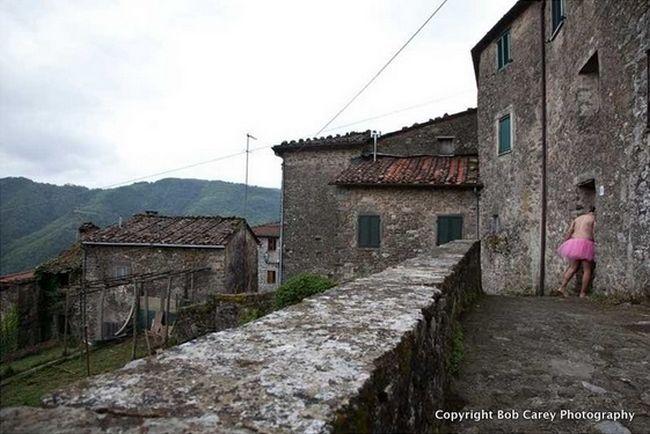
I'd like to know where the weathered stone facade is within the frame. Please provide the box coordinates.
[474,0,649,296]
[80,215,259,342]
[0,271,41,354]
[1,240,481,433]
[275,109,479,282]
[252,223,281,292]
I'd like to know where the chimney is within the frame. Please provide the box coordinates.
[144,210,158,216]
[78,222,100,240]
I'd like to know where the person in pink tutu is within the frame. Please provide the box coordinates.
[554,207,596,298]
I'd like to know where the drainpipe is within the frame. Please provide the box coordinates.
[473,186,480,239]
[538,0,548,296]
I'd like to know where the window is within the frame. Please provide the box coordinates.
[498,114,512,154]
[437,216,463,246]
[358,215,381,248]
[113,264,129,278]
[496,30,512,70]
[267,237,277,251]
[267,270,276,284]
[551,0,565,34]
[490,214,501,235]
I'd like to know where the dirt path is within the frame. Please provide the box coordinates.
[448,296,650,434]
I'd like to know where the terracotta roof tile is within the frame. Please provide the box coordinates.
[0,270,35,284]
[252,222,280,238]
[83,214,247,247]
[331,155,480,188]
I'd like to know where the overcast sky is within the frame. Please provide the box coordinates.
[0,0,516,190]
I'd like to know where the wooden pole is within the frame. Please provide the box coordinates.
[143,282,152,356]
[82,289,90,377]
[131,280,139,360]
[163,276,172,346]
[62,290,69,357]
[190,272,195,303]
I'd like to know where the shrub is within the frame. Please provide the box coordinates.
[275,274,335,309]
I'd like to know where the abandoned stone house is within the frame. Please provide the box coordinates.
[252,222,281,291]
[472,0,649,296]
[0,270,40,353]
[273,108,480,281]
[79,212,258,341]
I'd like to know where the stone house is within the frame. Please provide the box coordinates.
[472,0,649,296]
[273,108,480,282]
[252,222,281,291]
[80,212,258,341]
[0,270,40,354]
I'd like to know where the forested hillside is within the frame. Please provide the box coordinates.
[0,177,281,274]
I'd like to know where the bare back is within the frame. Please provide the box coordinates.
[571,213,595,240]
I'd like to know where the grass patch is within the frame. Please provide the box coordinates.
[0,344,73,381]
[0,337,150,408]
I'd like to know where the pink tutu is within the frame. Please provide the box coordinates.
[557,238,595,261]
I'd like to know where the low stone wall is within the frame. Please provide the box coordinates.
[1,240,480,433]
[171,291,276,343]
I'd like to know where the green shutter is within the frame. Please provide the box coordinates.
[497,38,504,69]
[358,215,380,248]
[503,32,510,63]
[499,115,511,154]
[437,216,463,245]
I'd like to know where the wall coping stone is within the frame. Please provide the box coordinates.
[1,240,478,433]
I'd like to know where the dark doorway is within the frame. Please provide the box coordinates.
[576,179,596,213]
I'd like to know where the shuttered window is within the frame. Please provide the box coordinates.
[437,216,463,246]
[551,0,565,34]
[498,114,512,154]
[496,30,512,70]
[267,270,276,284]
[358,215,381,248]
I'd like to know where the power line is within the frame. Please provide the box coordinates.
[321,89,473,133]
[314,0,450,136]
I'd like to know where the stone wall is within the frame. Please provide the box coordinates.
[335,186,478,280]
[476,1,544,295]
[223,228,259,294]
[0,274,41,355]
[82,245,226,342]
[257,236,280,292]
[543,0,649,297]
[278,111,478,284]
[1,240,481,433]
[369,108,477,156]
[476,0,649,297]
[171,291,276,343]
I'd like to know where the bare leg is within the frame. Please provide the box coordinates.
[556,261,578,297]
[580,260,592,298]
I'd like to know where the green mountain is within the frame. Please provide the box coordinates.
[0,177,281,274]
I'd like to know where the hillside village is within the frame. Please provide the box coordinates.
[1,0,649,432]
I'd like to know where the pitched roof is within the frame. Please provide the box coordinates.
[0,270,35,285]
[330,154,480,188]
[272,108,477,155]
[272,131,371,155]
[82,214,249,247]
[252,222,280,238]
[37,243,82,275]
[470,0,534,82]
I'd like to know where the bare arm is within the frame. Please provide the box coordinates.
[564,220,575,241]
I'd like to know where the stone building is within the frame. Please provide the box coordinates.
[273,108,480,282]
[472,0,649,296]
[252,222,281,291]
[80,212,258,341]
[0,270,40,354]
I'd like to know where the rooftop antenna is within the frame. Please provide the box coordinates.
[370,130,381,162]
[244,133,257,215]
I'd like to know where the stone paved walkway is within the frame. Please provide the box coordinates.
[449,296,650,434]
